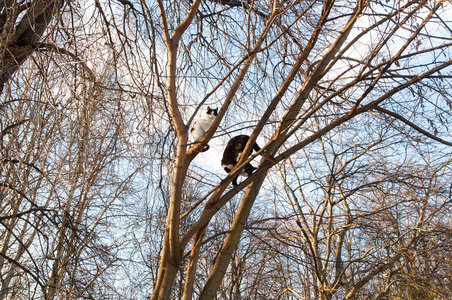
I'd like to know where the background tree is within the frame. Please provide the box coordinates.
[1,1,145,298]
[270,130,452,299]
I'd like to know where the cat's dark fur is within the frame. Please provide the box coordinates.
[190,106,218,151]
[221,135,262,186]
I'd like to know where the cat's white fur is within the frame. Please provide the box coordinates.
[221,163,249,178]
[191,114,215,142]
[190,109,216,143]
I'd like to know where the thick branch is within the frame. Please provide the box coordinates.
[0,0,64,93]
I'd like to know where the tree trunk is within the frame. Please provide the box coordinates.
[0,0,64,93]
[199,175,267,300]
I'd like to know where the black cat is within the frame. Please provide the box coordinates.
[221,135,275,186]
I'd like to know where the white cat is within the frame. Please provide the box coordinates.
[190,106,218,152]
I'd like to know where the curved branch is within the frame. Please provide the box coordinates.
[375,106,452,146]
[36,43,96,81]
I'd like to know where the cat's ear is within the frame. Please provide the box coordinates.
[207,106,211,111]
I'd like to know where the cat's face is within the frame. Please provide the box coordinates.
[207,106,218,116]
[243,164,256,176]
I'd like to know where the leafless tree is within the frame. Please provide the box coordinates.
[1,2,146,298]
[141,0,452,299]
[268,127,452,299]
[1,0,452,299]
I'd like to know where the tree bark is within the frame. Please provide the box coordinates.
[0,0,64,93]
